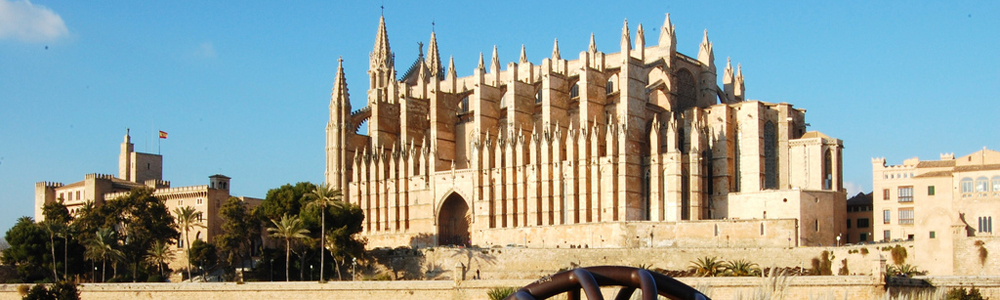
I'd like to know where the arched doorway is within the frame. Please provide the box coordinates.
[438,193,470,246]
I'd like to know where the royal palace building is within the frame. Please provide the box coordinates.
[327,14,847,249]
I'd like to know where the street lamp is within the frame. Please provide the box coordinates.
[352,257,357,281]
[836,234,841,247]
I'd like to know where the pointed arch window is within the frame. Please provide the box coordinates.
[763,121,777,189]
[823,149,833,190]
[606,78,614,94]
[535,89,543,104]
[570,82,580,99]
[672,68,697,111]
[459,96,470,114]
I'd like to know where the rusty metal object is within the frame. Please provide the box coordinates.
[505,266,709,300]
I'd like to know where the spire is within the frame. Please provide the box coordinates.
[551,38,561,60]
[636,23,645,58]
[735,63,745,101]
[588,33,597,53]
[426,31,442,78]
[658,13,676,49]
[332,57,350,110]
[371,16,393,71]
[478,52,485,71]
[490,45,500,75]
[697,29,714,70]
[519,44,527,64]
[620,19,631,55]
[724,57,734,83]
[447,55,457,80]
[723,57,735,103]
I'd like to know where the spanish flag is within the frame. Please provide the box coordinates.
[158,131,168,139]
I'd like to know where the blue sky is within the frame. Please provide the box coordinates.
[1,1,998,234]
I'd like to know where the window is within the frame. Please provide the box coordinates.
[930,231,936,239]
[883,189,890,200]
[978,216,993,233]
[814,219,819,231]
[76,191,81,200]
[928,185,935,196]
[459,96,470,113]
[884,230,891,241]
[898,186,913,202]
[898,208,914,225]
[605,79,614,94]
[846,219,852,229]
[570,82,580,98]
[993,176,1000,192]
[823,149,833,190]
[535,90,542,104]
[764,121,778,189]
[860,233,868,242]
[883,209,891,224]
[196,198,203,205]
[976,177,989,192]
[961,178,974,193]
[179,200,183,206]
[857,218,870,228]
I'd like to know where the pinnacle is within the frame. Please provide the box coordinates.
[589,33,597,53]
[478,52,485,70]
[552,38,561,60]
[620,19,631,52]
[519,44,527,64]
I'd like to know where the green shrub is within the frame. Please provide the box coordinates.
[945,287,987,300]
[487,287,518,300]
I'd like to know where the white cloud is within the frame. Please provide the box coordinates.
[843,181,867,197]
[0,0,69,43]
[194,41,216,58]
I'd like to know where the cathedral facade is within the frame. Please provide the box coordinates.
[326,14,847,249]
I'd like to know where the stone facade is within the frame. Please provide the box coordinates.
[872,148,1000,275]
[845,192,874,244]
[34,130,263,266]
[326,14,847,249]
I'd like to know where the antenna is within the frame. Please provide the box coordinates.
[380,0,384,16]
[432,20,435,32]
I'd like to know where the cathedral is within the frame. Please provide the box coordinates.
[326,14,847,249]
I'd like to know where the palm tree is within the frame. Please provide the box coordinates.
[174,206,204,281]
[40,220,65,281]
[689,256,724,277]
[145,241,175,279]
[304,183,344,282]
[84,228,124,282]
[268,214,310,281]
[724,259,760,276]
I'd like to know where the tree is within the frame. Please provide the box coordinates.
[84,228,123,282]
[188,240,218,276]
[304,183,344,282]
[144,241,174,279]
[267,214,310,281]
[174,206,203,281]
[2,217,48,282]
[216,197,260,274]
[40,220,66,281]
[255,182,317,222]
[42,202,75,281]
[76,188,178,281]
